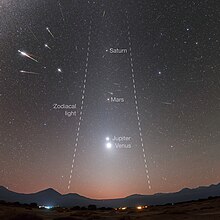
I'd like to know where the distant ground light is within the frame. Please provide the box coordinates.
[39,205,54,209]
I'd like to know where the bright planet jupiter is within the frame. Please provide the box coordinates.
[0,0,219,199]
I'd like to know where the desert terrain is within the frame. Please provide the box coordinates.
[0,197,220,220]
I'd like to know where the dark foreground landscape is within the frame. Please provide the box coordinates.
[1,197,220,220]
[1,183,220,207]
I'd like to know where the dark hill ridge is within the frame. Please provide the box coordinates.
[0,183,220,207]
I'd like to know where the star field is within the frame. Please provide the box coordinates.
[0,0,220,199]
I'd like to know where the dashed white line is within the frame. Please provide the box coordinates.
[126,11,152,190]
[67,22,92,190]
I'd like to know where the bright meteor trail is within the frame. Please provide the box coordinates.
[46,27,55,38]
[19,70,40,75]
[18,50,38,63]
[44,44,51,49]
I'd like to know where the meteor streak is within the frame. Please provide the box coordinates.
[44,44,51,49]
[46,27,54,38]
[161,102,172,105]
[58,1,65,22]
[18,50,38,63]
[20,70,40,75]
[27,26,39,42]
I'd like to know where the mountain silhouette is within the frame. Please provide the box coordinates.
[0,183,220,207]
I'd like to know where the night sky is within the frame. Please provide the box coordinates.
[0,0,220,199]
